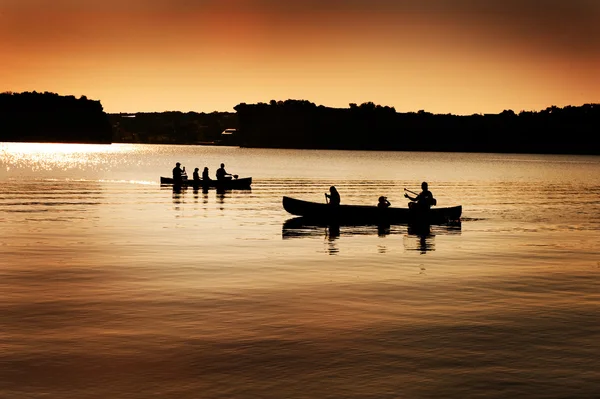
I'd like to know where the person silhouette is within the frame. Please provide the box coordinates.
[192,167,200,182]
[325,186,340,206]
[377,196,391,208]
[405,182,436,210]
[202,167,211,181]
[181,166,188,181]
[172,162,183,184]
[216,163,230,180]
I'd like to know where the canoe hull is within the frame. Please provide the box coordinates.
[282,196,461,225]
[160,176,252,189]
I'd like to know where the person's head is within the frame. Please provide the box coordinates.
[330,186,337,193]
[220,163,225,168]
[194,168,199,172]
[421,182,428,190]
[379,196,386,202]
[176,162,181,167]
[204,167,208,171]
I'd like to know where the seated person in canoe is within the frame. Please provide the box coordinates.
[325,186,340,206]
[404,182,436,210]
[202,167,211,181]
[172,162,183,184]
[216,163,239,180]
[377,196,391,208]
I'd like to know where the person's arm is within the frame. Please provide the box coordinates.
[428,192,436,206]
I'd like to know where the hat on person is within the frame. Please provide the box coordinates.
[176,162,181,166]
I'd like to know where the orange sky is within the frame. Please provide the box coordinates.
[1,0,599,114]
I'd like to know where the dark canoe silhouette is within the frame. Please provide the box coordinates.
[160,176,252,189]
[282,196,461,225]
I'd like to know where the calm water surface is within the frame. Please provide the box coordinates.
[1,143,599,398]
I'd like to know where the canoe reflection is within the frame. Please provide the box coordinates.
[167,186,248,211]
[406,224,435,253]
[282,217,461,253]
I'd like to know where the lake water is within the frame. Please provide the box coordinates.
[1,143,599,399]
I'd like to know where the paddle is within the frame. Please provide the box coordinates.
[404,188,418,199]
[324,193,329,204]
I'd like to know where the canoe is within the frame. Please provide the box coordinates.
[160,176,252,189]
[282,196,461,225]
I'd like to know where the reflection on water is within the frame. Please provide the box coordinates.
[2,144,600,399]
[216,188,226,205]
[325,224,340,255]
[326,224,340,238]
[166,186,250,206]
[282,217,462,254]
[377,224,390,237]
[406,224,435,253]
[406,222,462,253]
[172,186,183,204]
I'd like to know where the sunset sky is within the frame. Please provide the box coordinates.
[1,0,599,114]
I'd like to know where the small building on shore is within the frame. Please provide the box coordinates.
[220,128,238,146]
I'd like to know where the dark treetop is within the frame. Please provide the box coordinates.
[234,100,600,155]
[4,91,598,155]
[1,91,112,144]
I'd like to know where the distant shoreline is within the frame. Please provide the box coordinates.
[231,101,600,156]
[2,92,599,155]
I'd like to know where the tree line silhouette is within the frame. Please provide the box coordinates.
[234,100,599,155]
[1,91,112,143]
[2,92,598,155]
[109,111,237,144]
